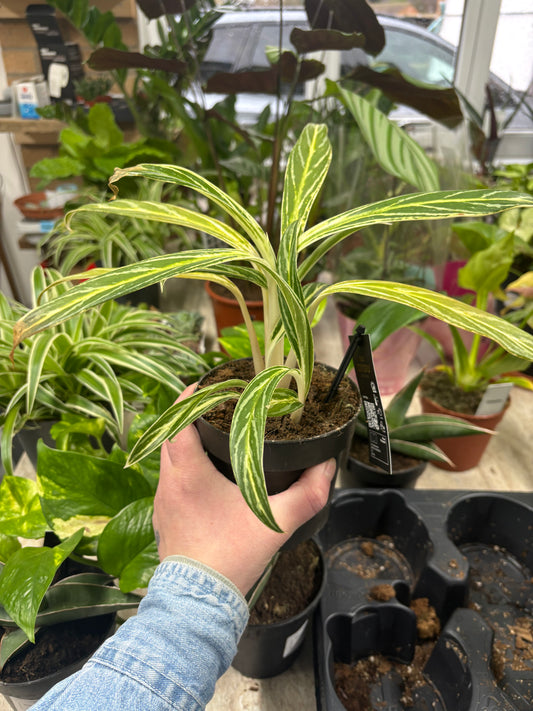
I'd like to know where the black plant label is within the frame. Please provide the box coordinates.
[352,330,391,474]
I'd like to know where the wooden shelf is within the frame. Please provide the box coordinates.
[0,117,65,144]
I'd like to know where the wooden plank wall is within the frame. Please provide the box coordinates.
[0,1,139,189]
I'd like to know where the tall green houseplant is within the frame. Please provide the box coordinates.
[13,122,533,531]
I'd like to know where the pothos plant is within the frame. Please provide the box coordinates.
[0,425,157,647]
[12,120,533,531]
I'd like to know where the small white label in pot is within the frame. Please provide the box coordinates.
[282,620,308,658]
[475,383,513,416]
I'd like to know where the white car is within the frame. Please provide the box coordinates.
[193,9,532,163]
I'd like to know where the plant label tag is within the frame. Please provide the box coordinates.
[475,382,512,416]
[351,330,392,474]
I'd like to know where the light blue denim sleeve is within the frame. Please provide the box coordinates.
[31,557,249,711]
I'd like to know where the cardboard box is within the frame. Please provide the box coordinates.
[14,77,50,119]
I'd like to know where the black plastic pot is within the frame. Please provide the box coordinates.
[232,541,326,678]
[346,454,427,488]
[14,421,56,469]
[195,360,360,546]
[314,489,533,711]
[0,614,115,711]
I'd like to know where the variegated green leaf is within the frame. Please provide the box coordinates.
[266,388,302,417]
[340,87,439,192]
[319,281,533,362]
[68,201,259,257]
[13,249,252,344]
[229,367,297,532]
[281,123,331,237]
[26,333,65,415]
[299,189,533,276]
[0,476,48,539]
[107,163,274,261]
[0,404,22,476]
[76,369,124,432]
[127,380,246,465]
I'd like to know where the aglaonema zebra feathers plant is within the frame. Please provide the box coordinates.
[12,118,533,531]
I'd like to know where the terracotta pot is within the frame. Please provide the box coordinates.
[336,307,421,395]
[204,281,263,337]
[420,396,510,471]
[195,360,361,546]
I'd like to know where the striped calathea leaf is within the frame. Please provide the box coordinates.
[12,113,533,530]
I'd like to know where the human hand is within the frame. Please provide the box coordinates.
[153,384,336,595]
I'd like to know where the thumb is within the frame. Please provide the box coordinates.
[270,458,337,535]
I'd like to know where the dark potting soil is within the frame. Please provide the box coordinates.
[419,368,484,415]
[350,438,420,472]
[334,599,440,710]
[0,616,111,684]
[200,360,360,440]
[209,279,262,302]
[249,540,322,625]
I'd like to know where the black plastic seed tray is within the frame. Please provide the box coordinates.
[314,489,533,711]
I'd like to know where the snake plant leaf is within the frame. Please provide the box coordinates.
[385,370,425,431]
[0,476,48,539]
[53,572,115,587]
[319,281,533,363]
[98,498,158,592]
[127,380,246,466]
[13,249,251,344]
[389,439,452,464]
[230,366,297,532]
[339,87,440,192]
[0,628,31,671]
[34,581,141,627]
[281,123,331,238]
[392,414,491,442]
[0,528,84,641]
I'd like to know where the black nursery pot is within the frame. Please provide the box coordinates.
[314,489,533,711]
[195,360,360,546]
[0,614,115,711]
[232,541,326,679]
[346,454,427,488]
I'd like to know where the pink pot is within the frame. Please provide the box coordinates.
[337,308,421,395]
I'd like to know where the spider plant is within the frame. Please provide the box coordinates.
[12,119,533,531]
[1,267,208,475]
